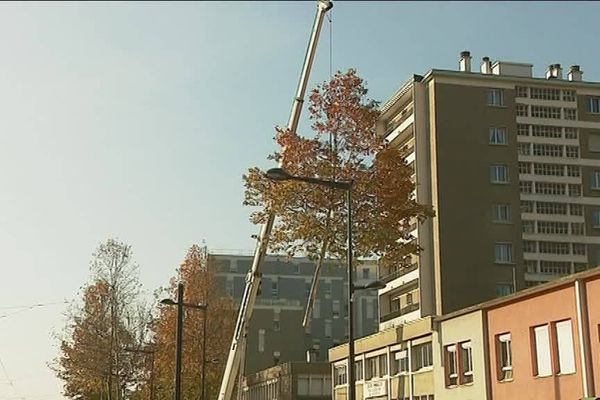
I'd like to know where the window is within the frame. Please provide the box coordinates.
[570,204,583,216]
[538,241,570,255]
[411,342,433,371]
[323,281,332,298]
[532,125,562,138]
[572,243,586,256]
[226,277,234,297]
[362,268,370,279]
[516,103,528,116]
[519,162,531,174]
[298,375,309,395]
[355,360,363,381]
[517,124,530,136]
[535,182,565,196]
[258,329,266,352]
[273,350,280,365]
[525,260,537,274]
[534,163,563,176]
[523,240,537,253]
[555,320,576,374]
[496,333,513,381]
[313,299,321,318]
[445,345,458,386]
[332,300,340,319]
[488,89,504,106]
[272,279,279,297]
[489,127,507,145]
[521,200,534,213]
[533,325,552,377]
[378,354,388,377]
[589,97,600,114]
[537,201,567,215]
[518,143,531,155]
[515,86,528,97]
[566,146,579,158]
[592,171,600,190]
[540,261,571,275]
[334,364,347,386]
[533,144,562,157]
[522,220,535,234]
[567,165,581,177]
[494,243,513,264]
[568,184,581,197]
[460,342,474,384]
[571,223,584,236]
[492,204,511,223]
[273,309,280,331]
[531,87,560,100]
[563,90,576,102]
[520,181,533,194]
[537,221,569,235]
[496,283,513,297]
[324,320,332,338]
[565,127,578,139]
[305,280,311,296]
[365,357,376,380]
[391,350,408,375]
[490,165,509,183]
[531,105,561,119]
[593,211,600,228]
[564,108,577,120]
[366,298,374,319]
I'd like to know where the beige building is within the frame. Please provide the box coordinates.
[377,52,600,329]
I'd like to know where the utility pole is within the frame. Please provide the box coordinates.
[175,283,184,400]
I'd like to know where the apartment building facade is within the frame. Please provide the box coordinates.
[210,253,379,374]
[377,52,600,328]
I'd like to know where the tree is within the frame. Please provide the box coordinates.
[53,238,149,400]
[243,69,433,326]
[150,245,235,400]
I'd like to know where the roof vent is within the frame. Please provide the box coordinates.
[568,65,583,82]
[459,51,472,72]
[481,57,492,74]
[546,64,563,80]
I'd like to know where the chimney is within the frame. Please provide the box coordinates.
[568,65,583,82]
[546,64,563,79]
[554,64,563,79]
[481,57,492,74]
[459,51,472,72]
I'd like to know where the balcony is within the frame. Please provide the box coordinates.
[380,303,420,323]
[380,263,418,284]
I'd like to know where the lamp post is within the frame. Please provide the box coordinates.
[160,283,208,400]
[265,167,385,400]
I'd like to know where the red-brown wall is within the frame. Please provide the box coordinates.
[486,285,583,400]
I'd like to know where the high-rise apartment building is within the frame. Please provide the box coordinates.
[210,253,379,374]
[377,52,600,326]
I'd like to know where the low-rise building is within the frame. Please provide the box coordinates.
[241,362,331,400]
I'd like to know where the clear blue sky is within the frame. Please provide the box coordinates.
[0,1,599,398]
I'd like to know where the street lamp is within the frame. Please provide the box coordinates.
[265,167,384,400]
[160,283,208,400]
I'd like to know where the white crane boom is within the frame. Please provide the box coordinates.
[217,2,333,400]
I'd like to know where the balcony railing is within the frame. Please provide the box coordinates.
[380,263,418,284]
[380,303,420,323]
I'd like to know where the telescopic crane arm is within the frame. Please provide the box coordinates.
[217,2,333,400]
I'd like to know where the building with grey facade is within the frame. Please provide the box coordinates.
[210,253,379,374]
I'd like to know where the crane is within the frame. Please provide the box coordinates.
[217,2,333,400]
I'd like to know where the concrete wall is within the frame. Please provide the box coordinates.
[435,311,488,400]
[432,81,524,314]
[486,285,583,399]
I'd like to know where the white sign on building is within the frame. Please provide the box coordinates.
[364,380,387,398]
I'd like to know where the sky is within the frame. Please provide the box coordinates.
[0,1,599,399]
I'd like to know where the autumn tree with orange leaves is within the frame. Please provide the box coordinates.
[53,239,150,400]
[244,69,433,326]
[148,245,235,400]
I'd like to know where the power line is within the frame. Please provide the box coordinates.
[0,356,24,400]
[0,301,68,321]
